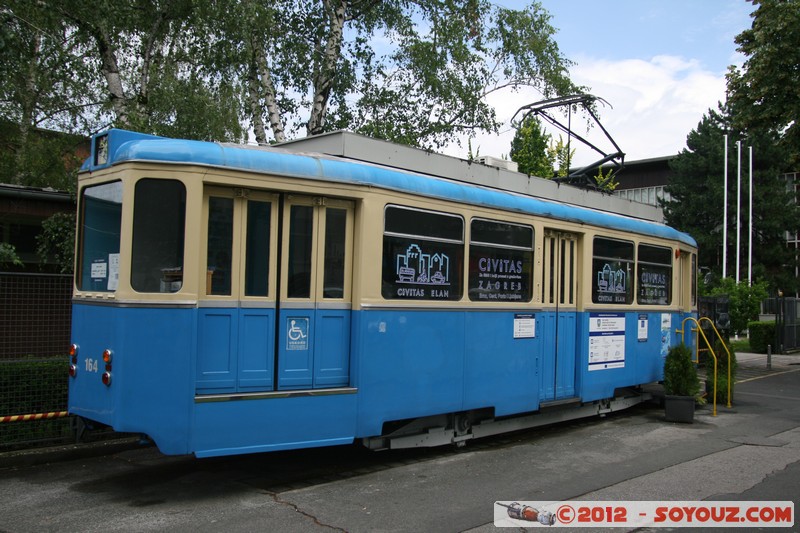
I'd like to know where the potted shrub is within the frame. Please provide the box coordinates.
[663,343,700,423]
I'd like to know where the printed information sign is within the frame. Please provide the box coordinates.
[638,314,648,342]
[513,314,535,339]
[286,318,309,351]
[588,312,625,371]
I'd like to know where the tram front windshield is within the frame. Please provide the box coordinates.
[78,181,122,292]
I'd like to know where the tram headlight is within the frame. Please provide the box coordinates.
[102,371,112,386]
[102,349,113,364]
[68,364,77,378]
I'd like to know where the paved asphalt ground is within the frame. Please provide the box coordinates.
[0,352,798,532]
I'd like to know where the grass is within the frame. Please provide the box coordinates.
[728,337,751,353]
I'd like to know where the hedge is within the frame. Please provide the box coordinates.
[0,358,72,450]
[748,321,776,354]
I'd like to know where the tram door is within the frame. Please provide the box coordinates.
[197,190,353,394]
[541,230,579,401]
[198,188,280,394]
[277,196,354,390]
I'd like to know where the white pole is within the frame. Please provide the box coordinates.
[723,135,728,279]
[736,140,741,283]
[748,146,753,285]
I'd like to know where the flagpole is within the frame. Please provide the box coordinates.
[723,135,728,279]
[748,146,753,285]
[736,140,741,283]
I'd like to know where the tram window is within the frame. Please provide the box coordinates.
[131,179,186,293]
[468,219,533,302]
[323,208,347,299]
[592,237,634,304]
[244,201,271,297]
[78,181,122,292]
[637,244,672,305]
[206,196,233,295]
[385,206,462,241]
[382,205,463,301]
[287,205,313,298]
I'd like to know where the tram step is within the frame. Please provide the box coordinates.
[539,397,582,410]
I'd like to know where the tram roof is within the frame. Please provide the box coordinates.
[81,129,696,248]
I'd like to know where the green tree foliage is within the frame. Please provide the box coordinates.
[3,1,580,151]
[708,278,768,335]
[17,0,246,143]
[662,105,800,292]
[510,116,554,177]
[0,2,96,186]
[547,135,574,177]
[352,1,581,149]
[0,242,23,269]
[36,212,75,274]
[727,0,800,167]
[593,166,618,192]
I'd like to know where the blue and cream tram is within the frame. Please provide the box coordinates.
[68,129,697,457]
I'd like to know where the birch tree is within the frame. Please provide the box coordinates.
[5,1,579,151]
[240,0,579,148]
[38,0,244,141]
[0,1,94,186]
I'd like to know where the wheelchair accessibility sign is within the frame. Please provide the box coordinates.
[286,318,309,351]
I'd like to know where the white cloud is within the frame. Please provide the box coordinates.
[442,54,727,167]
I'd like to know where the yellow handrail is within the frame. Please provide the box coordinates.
[697,317,733,410]
[675,317,733,416]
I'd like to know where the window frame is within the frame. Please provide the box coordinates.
[636,243,673,306]
[591,237,635,305]
[468,217,534,303]
[381,205,464,301]
[77,180,123,293]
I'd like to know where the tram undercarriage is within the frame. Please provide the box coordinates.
[363,388,651,451]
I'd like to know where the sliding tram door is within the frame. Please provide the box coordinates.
[196,190,353,394]
[541,230,579,401]
[277,196,354,390]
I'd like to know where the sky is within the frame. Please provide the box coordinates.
[443,0,755,166]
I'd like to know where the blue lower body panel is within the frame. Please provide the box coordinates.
[579,310,688,402]
[356,309,544,436]
[70,302,694,457]
[192,393,357,457]
[69,304,195,455]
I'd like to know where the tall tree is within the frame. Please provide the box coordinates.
[228,0,580,148]
[727,0,800,167]
[510,116,554,177]
[353,1,579,149]
[0,2,95,187]
[5,0,579,151]
[35,0,245,142]
[663,105,800,292]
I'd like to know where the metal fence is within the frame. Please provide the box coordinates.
[761,297,800,352]
[0,272,72,359]
[0,356,74,451]
[0,272,75,451]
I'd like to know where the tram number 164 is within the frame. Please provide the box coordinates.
[84,358,99,373]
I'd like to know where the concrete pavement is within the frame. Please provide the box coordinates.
[0,352,798,532]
